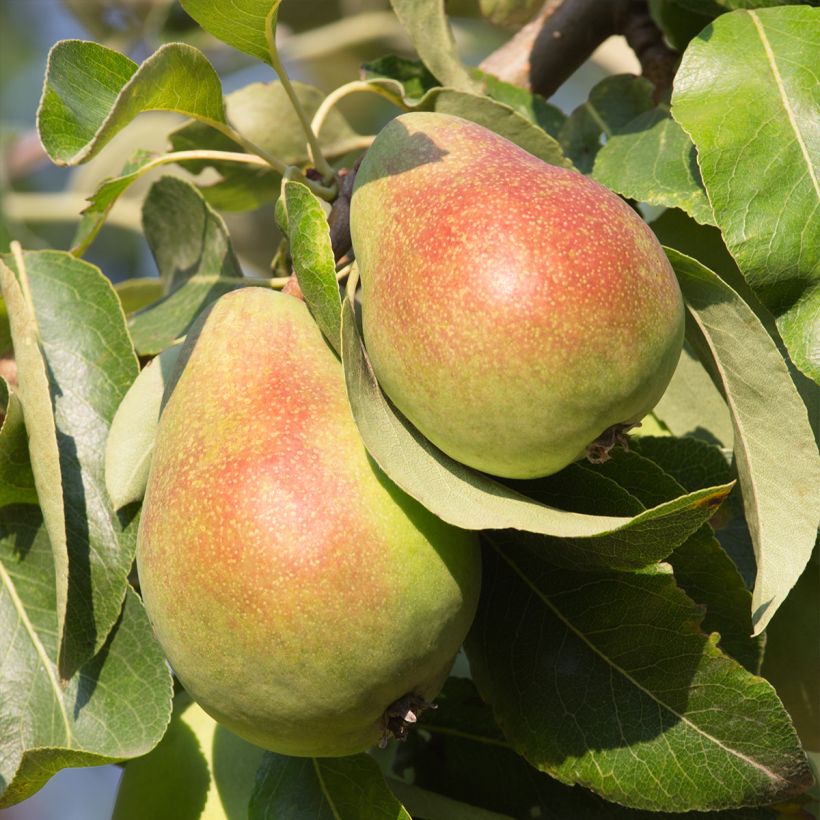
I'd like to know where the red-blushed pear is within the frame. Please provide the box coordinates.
[136,288,480,758]
[350,112,685,479]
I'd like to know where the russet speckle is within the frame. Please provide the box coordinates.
[136,288,480,757]
[351,112,684,478]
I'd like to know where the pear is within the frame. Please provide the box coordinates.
[136,288,480,757]
[350,112,684,479]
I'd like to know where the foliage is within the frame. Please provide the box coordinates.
[0,0,817,817]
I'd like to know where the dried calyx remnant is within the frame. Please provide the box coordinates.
[380,692,437,747]
[585,421,639,464]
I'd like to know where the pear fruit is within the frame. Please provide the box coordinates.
[350,112,684,479]
[136,288,480,757]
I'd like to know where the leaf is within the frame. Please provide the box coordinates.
[37,40,225,166]
[0,506,173,807]
[558,74,654,173]
[114,277,164,316]
[667,248,820,634]
[249,753,411,820]
[179,0,275,65]
[592,108,715,225]
[387,780,513,820]
[128,177,248,356]
[0,249,140,678]
[362,55,442,101]
[113,693,265,820]
[0,378,37,507]
[671,7,820,380]
[341,299,732,562]
[402,677,788,819]
[465,534,812,812]
[105,344,182,510]
[588,445,762,673]
[169,80,361,212]
[388,0,479,93]
[282,180,341,354]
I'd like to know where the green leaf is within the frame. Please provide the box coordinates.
[113,693,265,820]
[0,249,140,678]
[671,7,820,380]
[761,543,820,752]
[249,753,411,820]
[592,108,716,225]
[38,40,226,166]
[0,297,10,352]
[388,0,479,93]
[341,299,732,561]
[169,80,362,212]
[667,248,820,634]
[114,277,164,316]
[128,177,248,356]
[589,445,762,673]
[558,74,654,173]
[0,378,37,507]
[386,780,512,820]
[0,506,173,807]
[105,344,182,510]
[179,0,275,65]
[362,55,442,101]
[465,535,812,812]
[282,180,341,354]
[403,677,787,819]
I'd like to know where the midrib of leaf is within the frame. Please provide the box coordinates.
[312,758,343,820]
[0,561,73,745]
[748,10,819,198]
[492,541,792,787]
[583,101,611,138]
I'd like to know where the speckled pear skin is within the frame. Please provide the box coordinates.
[136,288,480,757]
[350,112,685,479]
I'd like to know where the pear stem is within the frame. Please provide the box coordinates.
[310,81,405,149]
[265,9,337,189]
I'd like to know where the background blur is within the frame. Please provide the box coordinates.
[0,1,638,816]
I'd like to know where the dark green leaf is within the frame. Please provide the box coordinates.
[341,299,732,556]
[0,378,37,507]
[559,74,654,173]
[387,780,512,820]
[0,506,172,807]
[671,7,820,380]
[362,55,441,101]
[128,177,249,356]
[592,108,715,225]
[667,248,820,634]
[404,677,788,819]
[0,250,140,677]
[114,277,164,316]
[282,180,341,354]
[105,344,182,510]
[388,0,479,93]
[249,753,411,820]
[38,40,225,166]
[465,536,812,811]
[113,693,265,820]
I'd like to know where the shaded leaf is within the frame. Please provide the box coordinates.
[114,277,164,316]
[0,250,140,677]
[559,74,654,173]
[0,506,172,807]
[341,298,732,559]
[593,108,715,225]
[387,780,512,820]
[38,40,225,166]
[465,534,812,812]
[282,179,341,354]
[113,693,265,820]
[105,344,182,510]
[0,378,37,507]
[667,248,820,634]
[128,177,248,356]
[671,7,820,380]
[388,0,479,93]
[250,753,411,820]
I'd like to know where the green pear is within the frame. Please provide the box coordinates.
[350,112,684,479]
[137,288,480,757]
